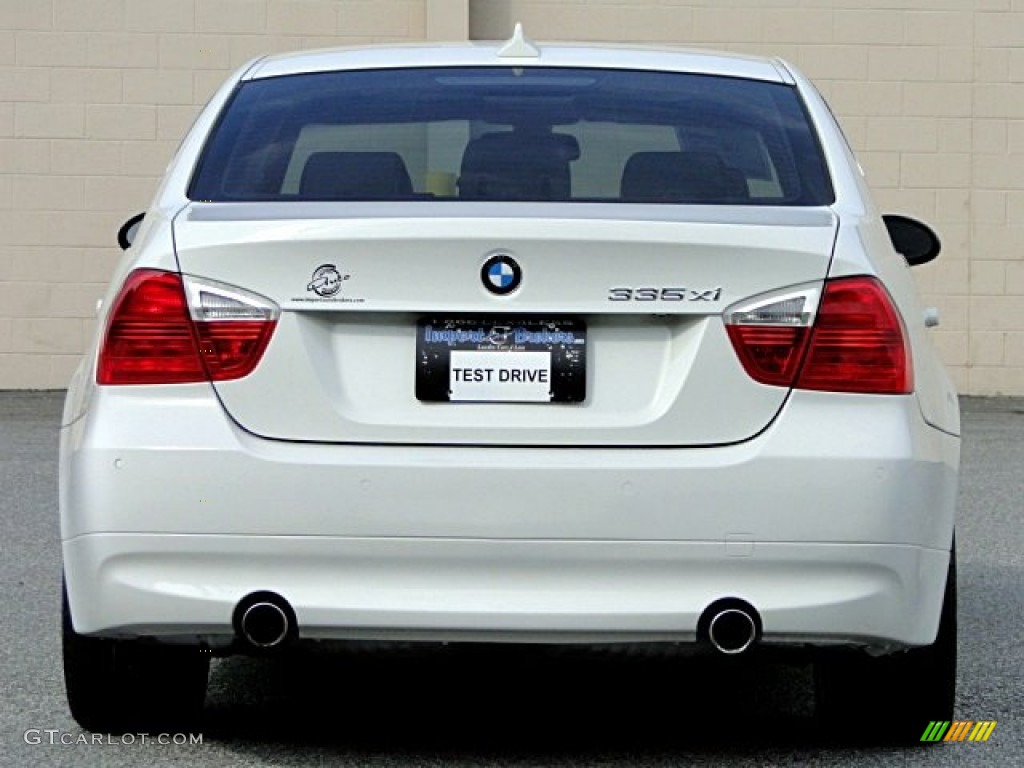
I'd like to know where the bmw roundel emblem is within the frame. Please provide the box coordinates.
[481,254,522,296]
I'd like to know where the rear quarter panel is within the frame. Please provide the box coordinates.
[787,62,960,438]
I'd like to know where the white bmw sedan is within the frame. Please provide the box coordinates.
[60,28,959,739]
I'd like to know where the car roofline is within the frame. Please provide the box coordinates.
[244,41,793,85]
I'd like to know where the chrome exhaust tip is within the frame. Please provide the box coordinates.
[707,607,758,655]
[234,593,295,649]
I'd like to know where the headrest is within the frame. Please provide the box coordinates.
[459,132,580,200]
[620,151,748,203]
[299,151,413,199]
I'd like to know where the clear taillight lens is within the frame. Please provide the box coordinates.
[725,277,912,395]
[97,270,278,385]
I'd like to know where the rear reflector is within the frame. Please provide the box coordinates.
[97,269,278,385]
[725,277,912,395]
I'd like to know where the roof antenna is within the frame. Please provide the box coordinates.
[497,22,540,58]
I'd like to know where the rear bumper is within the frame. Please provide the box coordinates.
[64,535,949,649]
[60,386,958,647]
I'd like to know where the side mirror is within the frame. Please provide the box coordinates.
[883,214,941,267]
[117,212,145,251]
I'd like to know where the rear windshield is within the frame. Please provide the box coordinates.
[189,67,833,206]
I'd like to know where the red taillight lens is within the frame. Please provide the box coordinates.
[796,277,912,395]
[97,269,277,385]
[193,321,276,381]
[726,276,912,395]
[726,325,811,387]
[98,270,205,384]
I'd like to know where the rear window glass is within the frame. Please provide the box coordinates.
[189,67,833,206]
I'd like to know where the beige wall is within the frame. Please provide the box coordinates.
[2,0,1022,393]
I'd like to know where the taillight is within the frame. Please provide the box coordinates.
[183,275,280,381]
[725,287,816,387]
[725,276,912,395]
[796,277,912,394]
[97,269,278,385]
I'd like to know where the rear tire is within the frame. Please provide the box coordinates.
[62,584,209,733]
[815,545,956,744]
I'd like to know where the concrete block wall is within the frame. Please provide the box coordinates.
[2,0,1023,393]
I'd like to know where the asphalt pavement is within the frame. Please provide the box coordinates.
[1,391,1021,767]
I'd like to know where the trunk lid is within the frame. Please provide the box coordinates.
[173,202,837,446]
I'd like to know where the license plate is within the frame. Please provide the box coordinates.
[416,317,586,403]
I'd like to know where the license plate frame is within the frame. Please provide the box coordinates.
[416,317,587,403]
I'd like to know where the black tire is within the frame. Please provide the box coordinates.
[815,546,957,744]
[62,585,210,733]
